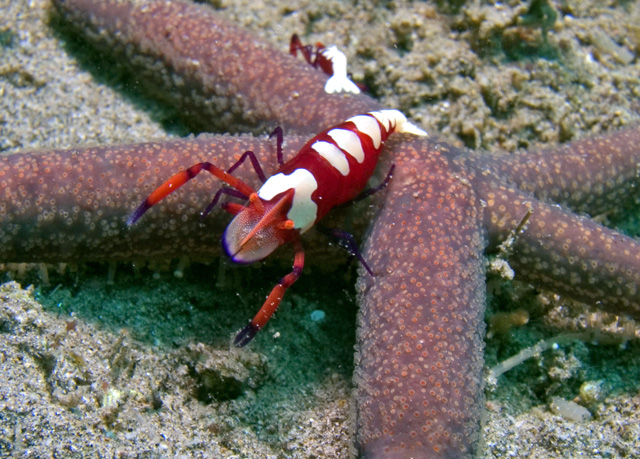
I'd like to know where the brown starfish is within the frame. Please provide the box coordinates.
[2,0,639,457]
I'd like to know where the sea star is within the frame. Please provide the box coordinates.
[2,0,640,457]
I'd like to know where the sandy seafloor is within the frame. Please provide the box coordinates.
[2,0,640,457]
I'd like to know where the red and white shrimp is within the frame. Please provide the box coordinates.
[290,34,361,94]
[128,109,426,346]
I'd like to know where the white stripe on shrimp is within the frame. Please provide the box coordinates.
[258,168,319,233]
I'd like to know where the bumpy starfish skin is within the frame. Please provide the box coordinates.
[0,135,308,262]
[356,138,486,457]
[2,0,640,457]
[53,0,381,134]
[475,180,640,318]
[487,128,640,215]
[468,128,640,317]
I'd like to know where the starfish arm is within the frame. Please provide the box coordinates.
[52,0,382,135]
[356,141,487,457]
[479,181,640,319]
[483,126,640,215]
[0,135,307,262]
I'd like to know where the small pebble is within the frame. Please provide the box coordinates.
[550,396,592,422]
[310,309,326,322]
